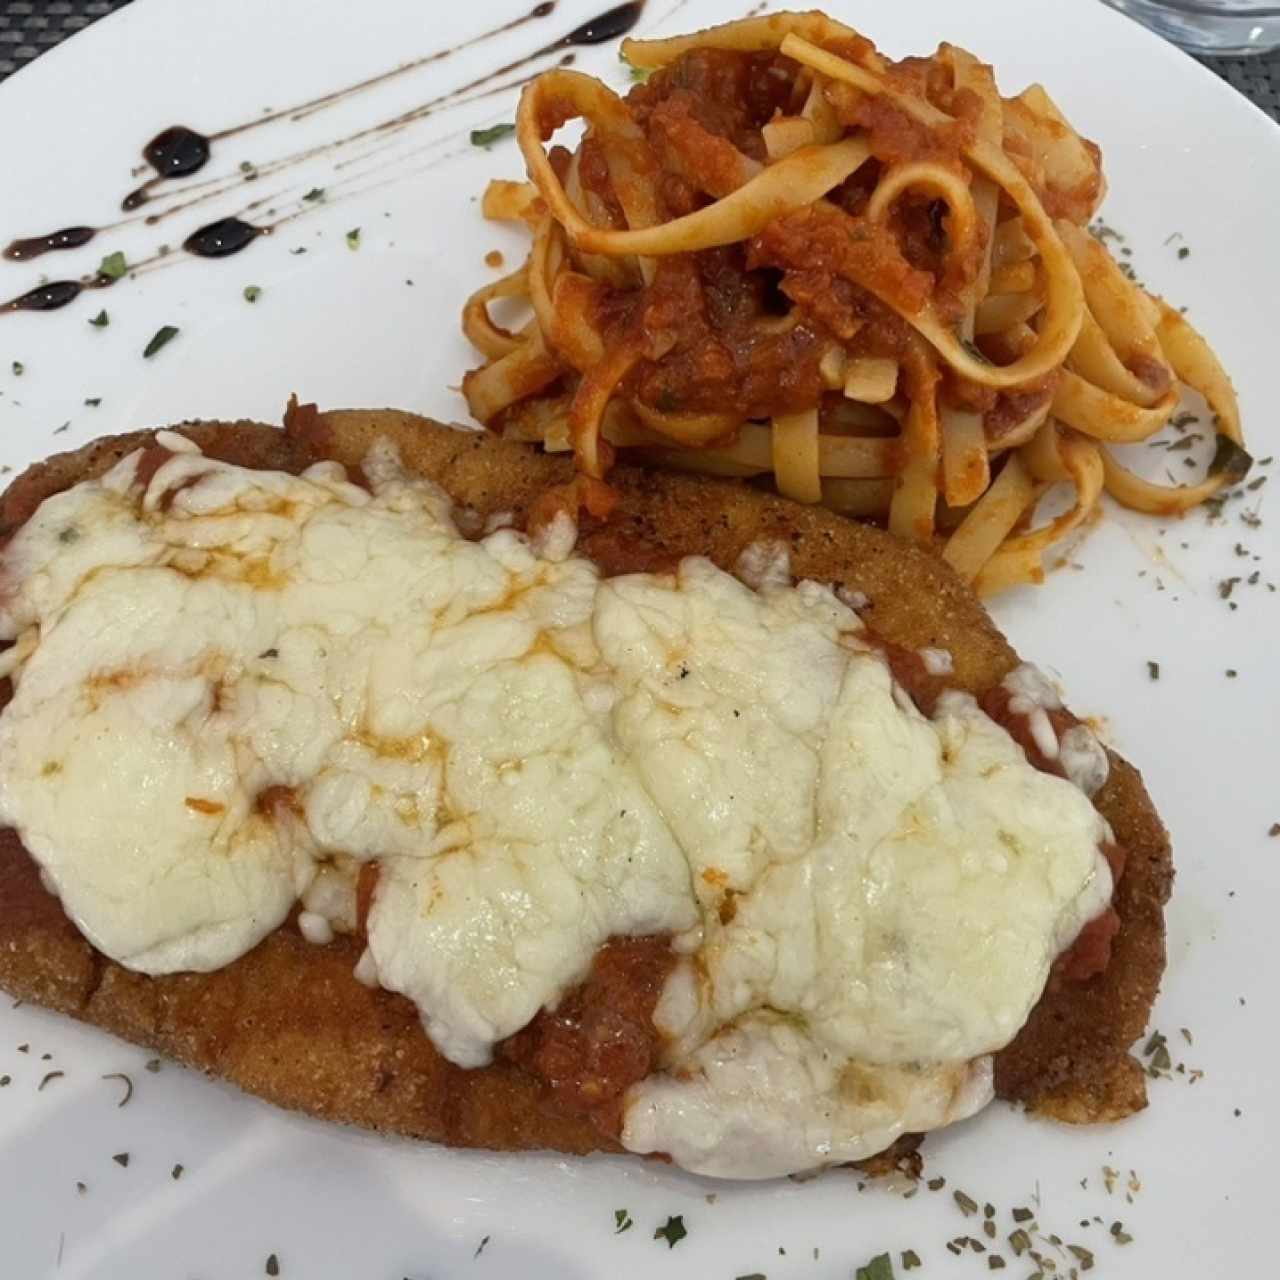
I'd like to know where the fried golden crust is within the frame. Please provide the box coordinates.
[0,411,1171,1161]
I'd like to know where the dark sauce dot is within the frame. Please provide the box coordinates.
[144,126,211,179]
[1,281,83,313]
[3,226,97,262]
[561,0,645,46]
[183,217,266,258]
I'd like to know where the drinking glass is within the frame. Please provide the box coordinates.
[1101,0,1280,54]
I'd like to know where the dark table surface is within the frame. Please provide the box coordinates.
[2,0,1278,117]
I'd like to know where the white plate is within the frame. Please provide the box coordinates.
[0,1,1276,1276]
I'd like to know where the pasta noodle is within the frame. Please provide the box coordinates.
[459,11,1248,595]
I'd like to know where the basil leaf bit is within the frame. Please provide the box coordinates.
[143,325,180,359]
[10,361,23,376]
[89,309,109,328]
[653,1215,687,1249]
[98,251,127,281]
[302,187,326,203]
[469,122,516,149]
[855,1253,896,1280]
[345,227,361,251]
[1209,434,1253,485]
[243,285,263,303]
[613,1208,634,1234]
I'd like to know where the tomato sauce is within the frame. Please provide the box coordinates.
[501,935,676,1137]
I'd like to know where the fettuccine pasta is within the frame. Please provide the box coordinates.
[460,11,1249,594]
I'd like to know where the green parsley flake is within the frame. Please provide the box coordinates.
[98,251,127,280]
[854,1253,895,1280]
[244,286,262,303]
[10,361,22,376]
[89,309,109,328]
[143,325,180,359]
[345,227,361,251]
[614,1209,633,1234]
[302,188,326,202]
[653,1215,687,1249]
[469,123,516,148]
[1147,660,1160,681]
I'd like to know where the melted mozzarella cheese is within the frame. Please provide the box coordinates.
[624,1015,993,1180]
[0,436,1114,1178]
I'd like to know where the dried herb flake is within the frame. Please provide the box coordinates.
[654,1216,687,1249]
[1209,435,1253,484]
[470,123,516,148]
[102,1072,133,1107]
[854,1254,895,1280]
[143,325,180,359]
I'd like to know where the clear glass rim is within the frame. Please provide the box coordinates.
[1122,0,1280,17]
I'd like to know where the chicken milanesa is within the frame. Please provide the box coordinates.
[0,407,1171,1166]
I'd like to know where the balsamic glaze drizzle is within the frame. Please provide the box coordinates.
[3,226,97,262]
[1,2,647,314]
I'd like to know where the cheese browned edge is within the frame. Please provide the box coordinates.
[0,407,1172,1162]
